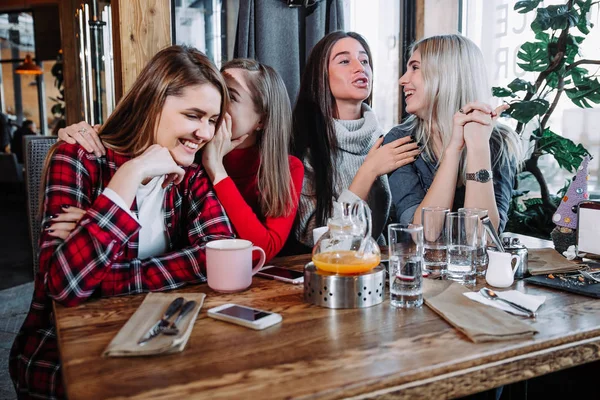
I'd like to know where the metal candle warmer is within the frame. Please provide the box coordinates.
[303,262,386,309]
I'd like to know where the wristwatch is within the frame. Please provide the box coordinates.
[466,169,493,183]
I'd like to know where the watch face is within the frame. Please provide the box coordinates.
[476,170,491,181]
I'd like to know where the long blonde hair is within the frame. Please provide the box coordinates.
[401,34,521,185]
[221,59,296,218]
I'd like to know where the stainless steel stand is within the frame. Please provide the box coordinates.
[303,262,385,309]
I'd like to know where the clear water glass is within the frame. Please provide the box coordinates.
[445,212,478,285]
[388,223,424,308]
[458,208,488,277]
[421,207,449,276]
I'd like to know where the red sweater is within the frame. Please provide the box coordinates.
[214,146,304,261]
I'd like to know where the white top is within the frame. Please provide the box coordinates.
[103,176,167,259]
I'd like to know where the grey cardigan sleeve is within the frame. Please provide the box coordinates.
[384,126,426,224]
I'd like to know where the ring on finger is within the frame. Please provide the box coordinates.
[459,108,465,114]
[78,128,88,135]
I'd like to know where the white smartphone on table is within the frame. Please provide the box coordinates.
[207,304,282,330]
[256,265,304,284]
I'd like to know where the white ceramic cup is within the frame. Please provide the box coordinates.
[206,239,266,293]
[312,226,329,245]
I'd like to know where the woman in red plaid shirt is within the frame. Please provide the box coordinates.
[9,46,235,399]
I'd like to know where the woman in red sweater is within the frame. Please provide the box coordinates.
[55,59,303,261]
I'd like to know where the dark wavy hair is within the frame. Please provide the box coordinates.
[292,31,373,227]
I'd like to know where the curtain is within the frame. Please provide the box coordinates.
[235,0,344,103]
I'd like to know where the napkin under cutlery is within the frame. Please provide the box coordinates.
[103,292,206,357]
[423,280,538,343]
[464,290,545,317]
[528,248,584,275]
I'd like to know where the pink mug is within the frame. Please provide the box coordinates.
[205,239,266,292]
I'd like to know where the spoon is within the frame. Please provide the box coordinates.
[480,216,505,253]
[479,287,536,318]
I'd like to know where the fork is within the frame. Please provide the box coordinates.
[580,270,600,283]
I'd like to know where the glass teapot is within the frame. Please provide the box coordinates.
[312,200,381,275]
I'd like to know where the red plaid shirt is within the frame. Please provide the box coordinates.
[10,143,234,399]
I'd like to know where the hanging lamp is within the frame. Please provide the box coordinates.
[15,54,43,75]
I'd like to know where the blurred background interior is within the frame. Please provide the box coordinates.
[0,1,598,397]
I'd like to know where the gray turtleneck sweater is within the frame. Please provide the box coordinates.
[294,104,391,247]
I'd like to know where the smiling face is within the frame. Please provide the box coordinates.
[327,37,372,106]
[399,49,426,119]
[154,83,222,167]
[222,68,262,143]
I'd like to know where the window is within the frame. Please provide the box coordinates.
[344,0,401,132]
[172,0,227,67]
[0,12,60,135]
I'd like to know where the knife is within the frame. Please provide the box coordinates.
[138,297,184,345]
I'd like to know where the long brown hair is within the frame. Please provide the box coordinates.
[221,59,295,217]
[40,46,228,213]
[292,31,373,227]
[100,46,228,155]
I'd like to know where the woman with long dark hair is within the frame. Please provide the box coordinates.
[293,31,420,248]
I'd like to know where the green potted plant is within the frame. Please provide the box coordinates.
[494,0,599,240]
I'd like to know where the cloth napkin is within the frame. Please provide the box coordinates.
[464,290,545,317]
[103,292,206,357]
[528,248,584,275]
[423,280,538,343]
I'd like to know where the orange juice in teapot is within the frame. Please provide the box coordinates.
[312,201,381,275]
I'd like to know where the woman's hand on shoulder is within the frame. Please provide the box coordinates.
[363,135,420,177]
[46,206,86,240]
[57,121,105,157]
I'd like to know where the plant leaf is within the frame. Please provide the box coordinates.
[506,99,550,124]
[515,0,543,13]
[536,128,590,172]
[508,78,535,93]
[565,77,600,108]
[517,42,549,72]
[531,7,552,32]
[492,87,515,97]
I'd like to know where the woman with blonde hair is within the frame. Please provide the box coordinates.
[10,45,235,399]
[55,59,303,261]
[385,34,521,232]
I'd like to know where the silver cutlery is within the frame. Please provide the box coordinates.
[162,300,197,336]
[138,297,184,345]
[580,270,600,283]
[479,287,536,318]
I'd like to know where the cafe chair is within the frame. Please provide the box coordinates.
[0,152,23,183]
[24,135,57,275]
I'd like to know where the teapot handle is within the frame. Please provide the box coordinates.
[353,201,372,257]
[511,254,522,275]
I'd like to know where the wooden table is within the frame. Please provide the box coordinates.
[54,250,600,400]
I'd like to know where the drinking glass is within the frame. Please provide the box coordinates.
[458,208,488,277]
[445,212,478,284]
[421,207,449,276]
[388,223,424,308]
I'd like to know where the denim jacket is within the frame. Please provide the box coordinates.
[384,125,515,232]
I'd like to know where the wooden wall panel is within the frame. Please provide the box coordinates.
[59,0,83,125]
[111,0,171,100]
